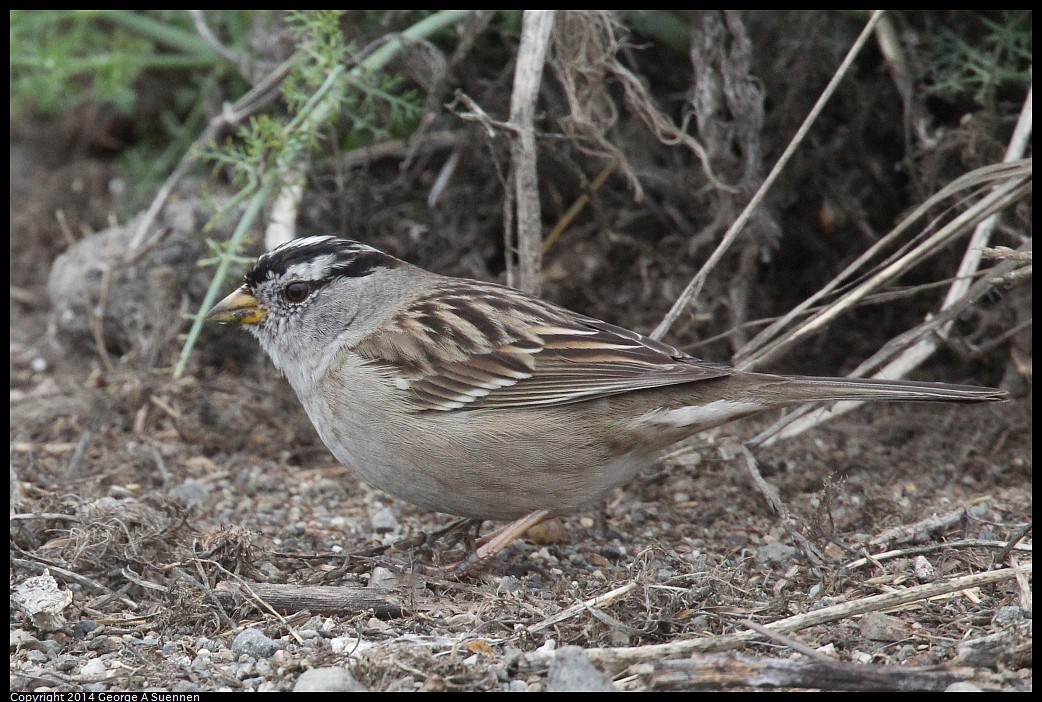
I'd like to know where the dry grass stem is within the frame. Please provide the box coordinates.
[506,10,555,294]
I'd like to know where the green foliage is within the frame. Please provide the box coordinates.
[923,10,1032,106]
[10,14,143,114]
[209,10,425,205]
[618,11,691,50]
[9,10,235,115]
[10,10,252,209]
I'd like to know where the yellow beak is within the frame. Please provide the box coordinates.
[205,286,268,325]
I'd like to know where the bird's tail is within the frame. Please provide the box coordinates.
[773,375,1007,404]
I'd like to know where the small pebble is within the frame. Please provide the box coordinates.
[370,507,400,533]
[294,667,368,692]
[80,658,106,677]
[546,646,613,692]
[914,555,936,580]
[992,605,1027,623]
[231,628,280,659]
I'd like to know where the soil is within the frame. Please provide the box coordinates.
[10,11,1031,692]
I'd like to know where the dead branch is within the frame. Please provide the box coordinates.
[518,564,1031,672]
[214,580,408,618]
[641,653,970,691]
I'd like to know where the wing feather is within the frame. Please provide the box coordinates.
[351,280,732,411]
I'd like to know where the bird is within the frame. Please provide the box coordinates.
[206,235,1006,571]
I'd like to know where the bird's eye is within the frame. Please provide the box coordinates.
[283,281,311,303]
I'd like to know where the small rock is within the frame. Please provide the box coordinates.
[330,637,375,655]
[945,682,984,692]
[11,629,43,650]
[368,566,398,590]
[212,649,236,662]
[370,507,399,533]
[80,658,106,677]
[294,667,368,692]
[526,517,568,545]
[38,639,62,656]
[366,617,392,633]
[851,651,873,665]
[689,615,710,633]
[87,636,119,653]
[545,646,613,692]
[169,479,211,508]
[823,542,847,561]
[913,555,936,580]
[817,643,837,657]
[992,605,1027,623]
[231,628,280,659]
[532,547,558,565]
[12,571,73,632]
[498,576,523,594]
[860,612,911,642]
[894,644,918,662]
[757,542,797,566]
[955,640,1001,669]
[501,646,523,669]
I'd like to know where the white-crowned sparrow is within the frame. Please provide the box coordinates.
[207,236,1006,567]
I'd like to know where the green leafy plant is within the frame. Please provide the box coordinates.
[923,10,1032,106]
[9,10,237,114]
[10,10,252,207]
[209,11,423,200]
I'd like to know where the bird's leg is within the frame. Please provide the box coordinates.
[384,510,551,578]
[453,509,552,576]
[427,517,482,547]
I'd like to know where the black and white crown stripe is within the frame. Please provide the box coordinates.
[246,236,395,287]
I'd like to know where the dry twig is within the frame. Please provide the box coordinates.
[519,564,1031,672]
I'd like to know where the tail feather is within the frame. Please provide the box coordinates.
[778,376,1007,404]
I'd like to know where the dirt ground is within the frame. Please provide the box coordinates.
[10,11,1032,692]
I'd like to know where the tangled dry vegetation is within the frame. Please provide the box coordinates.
[10,10,1031,692]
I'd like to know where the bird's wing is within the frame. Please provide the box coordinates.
[351,280,732,411]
